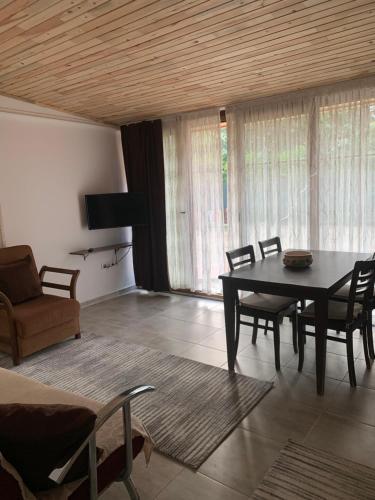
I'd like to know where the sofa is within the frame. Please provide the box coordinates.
[0,367,154,499]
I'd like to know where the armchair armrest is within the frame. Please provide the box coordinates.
[0,291,20,364]
[55,384,155,500]
[0,290,13,314]
[39,266,80,299]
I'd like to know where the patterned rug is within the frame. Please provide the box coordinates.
[252,441,375,499]
[1,334,272,468]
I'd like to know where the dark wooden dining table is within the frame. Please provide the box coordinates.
[219,250,370,395]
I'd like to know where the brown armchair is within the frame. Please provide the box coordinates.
[0,245,80,365]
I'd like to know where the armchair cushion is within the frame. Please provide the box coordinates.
[0,404,97,492]
[0,295,80,339]
[0,256,42,305]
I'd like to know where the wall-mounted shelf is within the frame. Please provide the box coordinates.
[69,242,132,261]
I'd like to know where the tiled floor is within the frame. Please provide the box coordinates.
[80,290,375,499]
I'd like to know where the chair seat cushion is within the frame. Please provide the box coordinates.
[300,300,362,321]
[333,282,375,302]
[12,295,80,338]
[240,293,296,313]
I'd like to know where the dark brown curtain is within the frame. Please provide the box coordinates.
[120,120,170,292]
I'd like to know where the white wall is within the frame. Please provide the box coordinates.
[0,96,135,303]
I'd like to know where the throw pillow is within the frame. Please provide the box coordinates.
[0,256,42,304]
[0,404,99,492]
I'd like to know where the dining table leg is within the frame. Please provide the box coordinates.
[222,280,237,372]
[314,294,328,395]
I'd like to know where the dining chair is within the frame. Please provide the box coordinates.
[226,245,298,370]
[258,236,282,259]
[258,235,306,316]
[298,259,375,387]
[332,252,375,360]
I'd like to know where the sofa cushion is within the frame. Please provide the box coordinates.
[0,256,42,305]
[0,404,97,492]
[9,294,80,338]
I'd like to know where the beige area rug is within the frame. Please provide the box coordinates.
[252,441,375,499]
[1,333,272,469]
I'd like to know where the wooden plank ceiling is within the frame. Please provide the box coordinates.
[0,0,374,125]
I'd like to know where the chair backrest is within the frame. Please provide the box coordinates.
[226,245,256,271]
[347,260,375,323]
[0,245,40,282]
[258,236,282,259]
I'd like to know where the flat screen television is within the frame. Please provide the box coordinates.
[85,192,148,230]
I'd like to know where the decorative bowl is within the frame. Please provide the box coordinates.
[283,250,313,268]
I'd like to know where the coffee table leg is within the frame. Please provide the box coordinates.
[315,295,328,395]
[223,280,237,372]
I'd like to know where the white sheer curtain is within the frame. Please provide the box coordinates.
[317,87,375,252]
[163,80,375,295]
[227,82,375,256]
[163,109,225,294]
[227,98,311,256]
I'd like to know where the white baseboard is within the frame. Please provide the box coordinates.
[81,284,136,308]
